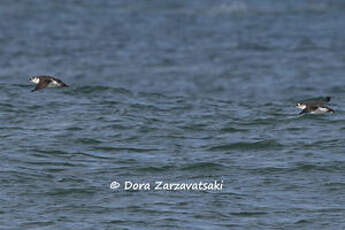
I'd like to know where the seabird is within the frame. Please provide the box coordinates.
[29,75,69,92]
[296,96,335,115]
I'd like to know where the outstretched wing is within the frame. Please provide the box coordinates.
[52,77,69,87]
[305,97,331,106]
[32,79,51,92]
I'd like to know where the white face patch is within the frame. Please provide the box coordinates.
[29,77,40,84]
[296,103,306,110]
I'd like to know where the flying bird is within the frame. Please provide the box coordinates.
[296,97,335,115]
[29,75,69,92]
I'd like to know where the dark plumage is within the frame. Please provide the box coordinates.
[29,75,69,92]
[296,97,334,115]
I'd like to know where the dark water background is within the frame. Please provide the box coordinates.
[1,0,345,229]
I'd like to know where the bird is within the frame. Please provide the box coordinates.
[29,75,69,92]
[296,96,335,115]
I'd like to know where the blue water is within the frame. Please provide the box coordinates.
[1,1,345,229]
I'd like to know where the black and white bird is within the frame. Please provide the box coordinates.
[296,96,335,115]
[29,75,69,92]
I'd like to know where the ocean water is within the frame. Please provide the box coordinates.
[1,0,345,229]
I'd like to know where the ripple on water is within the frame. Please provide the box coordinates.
[207,140,284,152]
[65,86,134,97]
[181,162,225,171]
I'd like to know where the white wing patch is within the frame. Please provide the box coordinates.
[47,80,60,88]
[310,107,329,114]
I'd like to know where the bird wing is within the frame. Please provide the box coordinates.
[309,105,320,111]
[32,79,51,92]
[52,77,69,87]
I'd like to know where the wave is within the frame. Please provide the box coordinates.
[207,140,283,151]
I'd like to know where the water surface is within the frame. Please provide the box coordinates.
[1,1,345,229]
